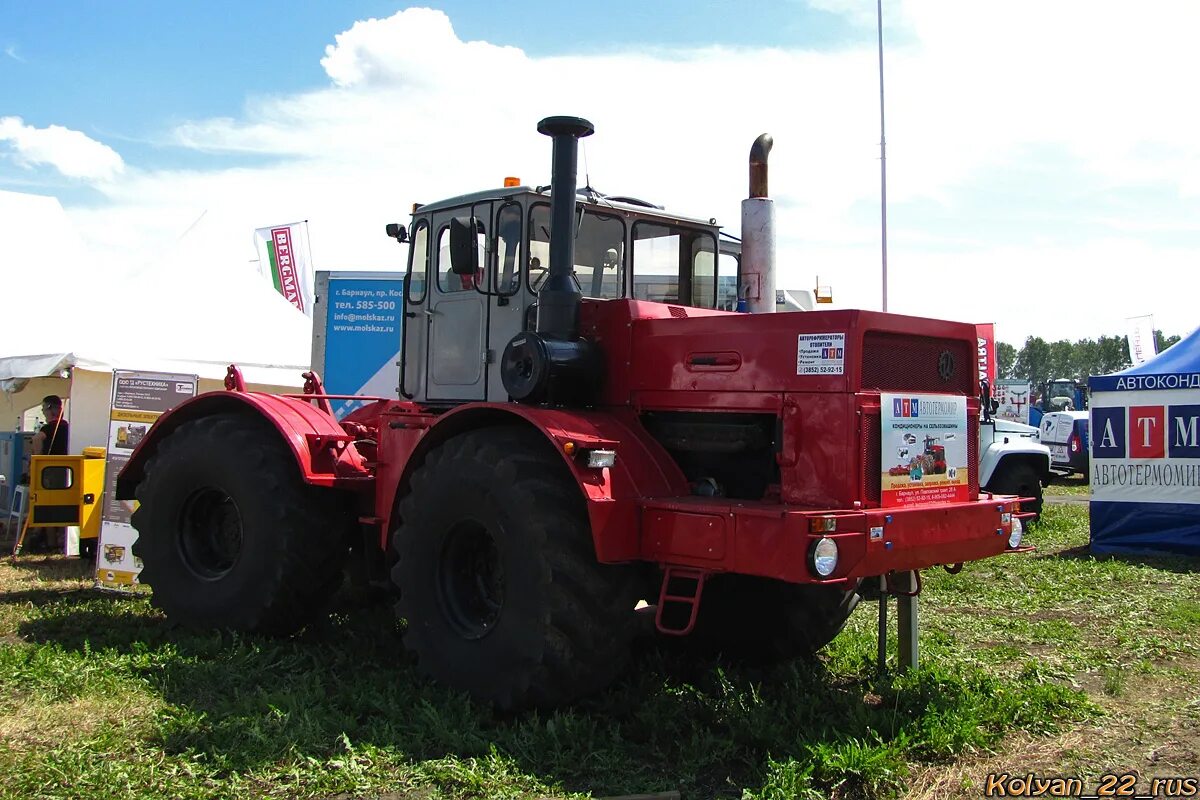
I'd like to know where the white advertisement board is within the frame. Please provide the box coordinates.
[1091,387,1200,504]
[95,370,197,590]
[994,380,1032,425]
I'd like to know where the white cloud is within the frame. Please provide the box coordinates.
[35,5,1200,345]
[319,7,526,89]
[0,116,125,181]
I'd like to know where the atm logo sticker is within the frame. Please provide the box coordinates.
[893,398,920,418]
[1094,404,1200,459]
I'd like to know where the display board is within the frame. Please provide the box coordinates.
[994,380,1032,425]
[95,370,197,590]
[311,271,405,419]
[880,393,970,507]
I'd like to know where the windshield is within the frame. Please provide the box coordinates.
[528,204,625,298]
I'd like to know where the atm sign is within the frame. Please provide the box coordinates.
[1093,404,1200,460]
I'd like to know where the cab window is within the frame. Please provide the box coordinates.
[494,203,522,295]
[528,203,625,298]
[437,219,486,293]
[631,222,718,308]
[407,220,429,303]
[717,251,739,310]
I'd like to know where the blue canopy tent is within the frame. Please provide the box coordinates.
[1089,328,1200,555]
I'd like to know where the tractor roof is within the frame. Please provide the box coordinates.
[413,185,720,229]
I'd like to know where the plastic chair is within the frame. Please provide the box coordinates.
[5,486,28,538]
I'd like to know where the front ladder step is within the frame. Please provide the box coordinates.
[654,567,708,636]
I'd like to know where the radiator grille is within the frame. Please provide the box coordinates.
[861,332,974,395]
[862,412,881,505]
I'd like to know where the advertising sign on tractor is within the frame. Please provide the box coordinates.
[881,392,969,507]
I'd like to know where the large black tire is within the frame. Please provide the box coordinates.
[131,414,350,635]
[683,574,861,662]
[986,461,1044,519]
[392,426,640,710]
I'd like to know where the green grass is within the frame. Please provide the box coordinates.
[2,505,1197,799]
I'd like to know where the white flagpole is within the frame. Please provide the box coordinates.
[877,0,889,313]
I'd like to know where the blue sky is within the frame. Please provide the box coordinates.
[1,1,1197,345]
[2,1,860,178]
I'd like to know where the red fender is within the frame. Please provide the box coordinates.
[380,402,688,563]
[116,390,373,501]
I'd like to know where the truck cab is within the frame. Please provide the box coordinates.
[397,187,739,405]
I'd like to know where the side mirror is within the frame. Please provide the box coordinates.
[449,216,479,276]
[385,222,408,243]
[979,379,993,422]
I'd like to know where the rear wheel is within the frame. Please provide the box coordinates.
[131,414,350,635]
[392,426,640,709]
[684,574,861,662]
[987,461,1044,519]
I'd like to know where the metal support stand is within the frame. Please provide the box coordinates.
[876,575,888,673]
[896,570,918,672]
[876,571,920,674]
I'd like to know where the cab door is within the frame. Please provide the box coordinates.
[426,203,491,402]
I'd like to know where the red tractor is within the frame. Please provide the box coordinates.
[922,435,947,474]
[117,116,1028,709]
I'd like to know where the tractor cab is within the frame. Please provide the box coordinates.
[394,186,738,405]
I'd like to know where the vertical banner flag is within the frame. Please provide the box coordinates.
[1126,314,1158,366]
[881,392,970,507]
[975,323,997,393]
[95,370,197,591]
[254,221,315,317]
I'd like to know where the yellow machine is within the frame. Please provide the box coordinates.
[15,448,106,556]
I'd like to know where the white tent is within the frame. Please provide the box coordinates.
[0,189,313,453]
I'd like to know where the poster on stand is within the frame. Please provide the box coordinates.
[880,392,970,507]
[994,380,1033,424]
[95,370,197,591]
[311,271,404,419]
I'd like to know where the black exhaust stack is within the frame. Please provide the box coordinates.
[501,115,602,405]
[535,116,592,338]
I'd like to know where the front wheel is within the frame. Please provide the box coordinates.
[392,426,640,709]
[987,461,1044,519]
[131,414,351,635]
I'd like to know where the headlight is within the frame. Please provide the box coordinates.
[584,449,616,468]
[1008,517,1024,549]
[810,537,839,577]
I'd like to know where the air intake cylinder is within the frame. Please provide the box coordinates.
[501,116,602,404]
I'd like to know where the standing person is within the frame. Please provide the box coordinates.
[31,395,69,456]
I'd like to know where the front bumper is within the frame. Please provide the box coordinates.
[640,495,1026,586]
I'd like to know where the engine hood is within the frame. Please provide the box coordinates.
[992,417,1039,437]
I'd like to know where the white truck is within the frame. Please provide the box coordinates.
[979,401,1052,516]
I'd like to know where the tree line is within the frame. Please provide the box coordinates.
[996,331,1182,390]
